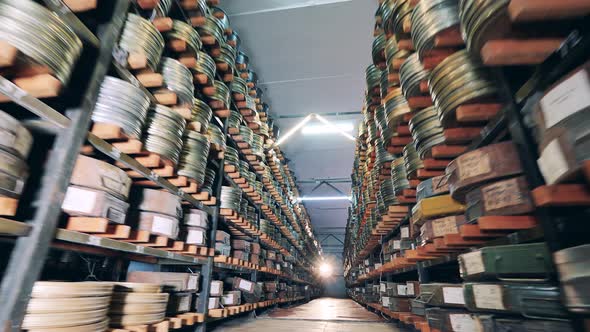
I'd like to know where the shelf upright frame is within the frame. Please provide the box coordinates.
[0,1,130,330]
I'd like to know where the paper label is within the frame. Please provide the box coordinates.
[380,283,387,293]
[443,287,465,305]
[397,285,407,296]
[375,263,382,269]
[208,297,219,309]
[473,284,505,310]
[458,150,491,180]
[382,296,390,307]
[540,69,590,129]
[538,139,570,185]
[185,212,208,227]
[406,283,415,296]
[393,240,401,250]
[188,275,199,290]
[482,178,524,211]
[432,217,459,237]
[461,251,485,276]
[152,215,175,237]
[62,187,98,214]
[432,174,449,194]
[401,227,409,239]
[210,281,223,296]
[450,314,476,332]
[187,229,205,245]
[239,279,253,292]
[179,295,190,311]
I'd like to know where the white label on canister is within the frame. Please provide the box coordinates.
[461,251,485,276]
[62,187,98,214]
[443,287,465,305]
[450,314,476,332]
[540,69,590,129]
[210,281,223,296]
[188,275,199,290]
[401,227,410,239]
[397,285,407,296]
[381,296,390,307]
[538,139,570,185]
[152,215,174,236]
[239,279,253,292]
[380,283,386,293]
[473,284,505,310]
[187,229,205,245]
[393,240,401,250]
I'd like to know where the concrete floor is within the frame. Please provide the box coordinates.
[212,298,402,332]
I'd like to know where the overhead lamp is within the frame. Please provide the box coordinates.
[273,113,356,146]
[274,113,314,146]
[297,196,352,202]
[314,114,356,141]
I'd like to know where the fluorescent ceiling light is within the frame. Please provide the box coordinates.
[274,114,314,146]
[273,113,356,146]
[297,196,351,201]
[314,114,356,141]
[301,122,354,135]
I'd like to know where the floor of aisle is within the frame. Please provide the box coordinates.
[212,298,402,332]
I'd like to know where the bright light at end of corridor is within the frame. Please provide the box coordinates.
[319,263,332,277]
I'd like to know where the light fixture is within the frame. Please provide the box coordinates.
[314,114,356,141]
[274,114,314,146]
[297,196,351,202]
[301,122,354,135]
[273,113,356,146]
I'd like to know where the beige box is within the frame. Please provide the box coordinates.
[127,272,200,292]
[184,209,209,228]
[210,280,224,297]
[208,297,220,310]
[62,185,129,224]
[221,291,241,306]
[136,211,180,239]
[233,277,255,294]
[133,188,182,218]
[71,155,132,199]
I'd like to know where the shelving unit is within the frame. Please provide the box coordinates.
[0,1,321,331]
[345,1,590,331]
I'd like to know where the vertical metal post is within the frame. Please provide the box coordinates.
[0,3,128,330]
[196,116,229,332]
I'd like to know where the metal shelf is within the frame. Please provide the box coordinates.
[54,229,209,265]
[0,219,31,237]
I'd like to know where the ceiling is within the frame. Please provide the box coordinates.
[221,0,376,231]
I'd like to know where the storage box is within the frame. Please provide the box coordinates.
[184,209,208,228]
[183,226,207,246]
[71,155,132,199]
[232,240,251,252]
[233,277,255,294]
[208,297,220,310]
[167,292,192,314]
[251,242,261,255]
[210,280,224,297]
[215,243,231,256]
[221,291,241,306]
[127,272,200,292]
[250,255,260,265]
[62,186,129,224]
[135,211,179,239]
[216,230,230,244]
[132,188,182,218]
[458,243,554,280]
[232,250,249,261]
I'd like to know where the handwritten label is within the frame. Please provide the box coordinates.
[540,69,590,129]
[432,217,459,237]
[458,150,491,180]
[460,251,485,276]
[432,174,449,194]
[450,314,476,332]
[482,178,523,211]
[473,284,505,310]
[443,286,465,305]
